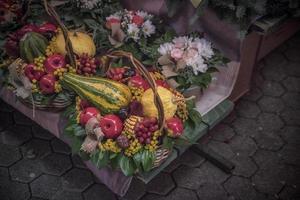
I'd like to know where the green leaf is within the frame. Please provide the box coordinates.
[133,151,143,171]
[141,149,155,172]
[206,67,219,73]
[110,153,121,169]
[188,109,202,127]
[190,0,202,8]
[119,156,135,176]
[74,125,86,137]
[162,136,174,149]
[91,150,109,168]
[70,137,83,154]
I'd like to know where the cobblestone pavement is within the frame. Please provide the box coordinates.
[1,33,300,200]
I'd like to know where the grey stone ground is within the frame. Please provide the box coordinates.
[1,33,300,200]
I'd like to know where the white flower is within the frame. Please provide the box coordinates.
[78,0,100,9]
[142,20,155,37]
[158,42,174,55]
[197,38,214,59]
[136,10,149,18]
[186,55,208,74]
[173,36,190,49]
[127,23,140,41]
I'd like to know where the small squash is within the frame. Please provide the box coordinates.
[53,31,96,56]
[141,86,177,119]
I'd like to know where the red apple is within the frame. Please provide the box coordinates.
[80,107,101,126]
[128,75,149,90]
[44,54,66,73]
[39,74,56,94]
[166,117,184,137]
[24,64,46,81]
[99,114,123,139]
[155,80,170,89]
[38,22,57,34]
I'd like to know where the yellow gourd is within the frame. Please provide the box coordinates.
[53,31,96,56]
[141,86,177,119]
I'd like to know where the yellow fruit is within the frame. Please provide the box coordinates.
[141,86,177,119]
[54,31,96,56]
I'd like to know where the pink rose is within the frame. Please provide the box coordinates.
[171,48,184,60]
[183,48,198,60]
[174,41,185,49]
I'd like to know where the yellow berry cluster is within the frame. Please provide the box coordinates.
[31,80,39,93]
[129,86,144,101]
[150,71,165,80]
[54,82,62,93]
[99,139,121,153]
[67,64,76,73]
[33,56,46,71]
[145,131,161,152]
[124,138,142,157]
[76,111,81,124]
[0,58,14,68]
[54,67,66,80]
[45,39,57,56]
[171,89,188,121]
[75,96,82,111]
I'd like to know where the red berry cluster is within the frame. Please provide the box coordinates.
[134,117,159,144]
[107,68,126,81]
[76,53,99,76]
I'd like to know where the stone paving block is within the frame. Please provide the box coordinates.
[21,139,52,159]
[258,96,285,113]
[231,155,257,178]
[211,123,235,142]
[51,190,83,200]
[13,111,33,126]
[83,184,117,200]
[0,100,14,112]
[278,126,300,144]
[260,81,285,97]
[9,158,42,183]
[0,125,32,146]
[224,176,266,200]
[121,178,146,200]
[229,135,257,157]
[71,154,87,169]
[196,182,228,200]
[146,172,175,195]
[280,108,300,126]
[257,113,284,132]
[32,124,55,140]
[173,162,229,190]
[285,46,300,62]
[0,111,14,129]
[284,61,300,77]
[31,174,62,199]
[265,52,287,66]
[253,131,284,151]
[279,144,300,166]
[235,100,261,119]
[0,143,21,167]
[177,149,205,167]
[232,118,260,137]
[41,153,72,176]
[51,138,71,155]
[278,185,300,200]
[261,62,287,81]
[242,87,263,102]
[145,188,198,200]
[0,179,31,200]
[62,168,94,192]
[282,77,300,92]
[0,166,9,179]
[282,92,300,109]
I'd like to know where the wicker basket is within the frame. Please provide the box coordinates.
[105,51,171,170]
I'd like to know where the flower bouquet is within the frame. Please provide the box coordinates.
[158,35,229,91]
[63,51,201,176]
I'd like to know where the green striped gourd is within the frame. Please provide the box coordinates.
[19,32,49,63]
[61,73,132,114]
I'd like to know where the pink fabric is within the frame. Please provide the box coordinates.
[0,87,132,196]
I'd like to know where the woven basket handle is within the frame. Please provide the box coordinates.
[106,50,166,133]
[43,0,77,69]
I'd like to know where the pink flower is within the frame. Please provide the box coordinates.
[105,17,121,29]
[132,15,144,26]
[183,48,198,61]
[171,48,184,60]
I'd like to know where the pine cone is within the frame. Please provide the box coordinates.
[116,135,129,149]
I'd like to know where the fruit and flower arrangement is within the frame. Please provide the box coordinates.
[62,53,201,175]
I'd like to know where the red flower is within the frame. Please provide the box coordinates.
[132,15,144,26]
[105,18,121,29]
